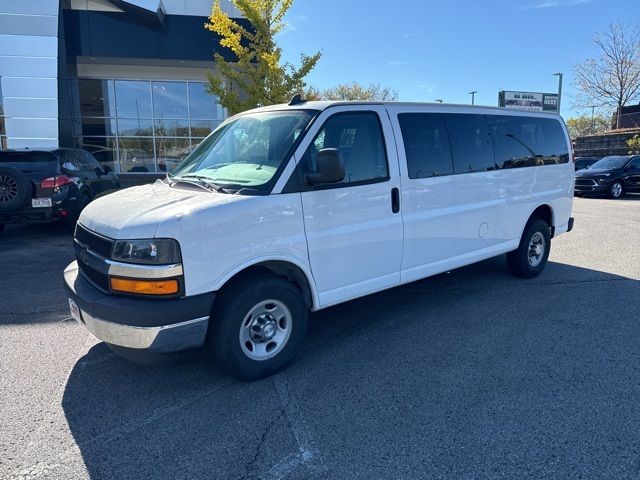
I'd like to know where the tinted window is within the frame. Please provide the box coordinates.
[80,151,101,170]
[77,79,115,117]
[303,112,388,185]
[443,114,495,173]
[398,113,453,178]
[627,157,640,169]
[61,150,89,172]
[0,151,57,163]
[488,115,569,168]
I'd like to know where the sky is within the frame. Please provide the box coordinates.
[275,0,640,119]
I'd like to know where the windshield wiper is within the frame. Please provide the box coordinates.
[177,175,229,194]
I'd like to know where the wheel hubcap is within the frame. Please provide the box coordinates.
[0,176,18,203]
[239,300,292,361]
[612,183,622,197]
[528,232,546,268]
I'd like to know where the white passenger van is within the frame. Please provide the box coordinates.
[64,99,574,380]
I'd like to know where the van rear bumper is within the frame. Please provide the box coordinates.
[63,261,215,353]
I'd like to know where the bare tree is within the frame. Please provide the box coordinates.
[574,23,640,128]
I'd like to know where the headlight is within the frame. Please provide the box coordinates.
[112,239,182,265]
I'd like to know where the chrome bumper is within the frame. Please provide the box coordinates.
[78,309,209,353]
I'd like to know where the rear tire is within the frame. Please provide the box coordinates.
[0,166,31,212]
[208,273,308,381]
[608,180,625,199]
[507,218,551,279]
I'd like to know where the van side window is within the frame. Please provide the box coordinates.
[398,113,454,178]
[303,112,388,185]
[488,115,570,168]
[443,114,495,173]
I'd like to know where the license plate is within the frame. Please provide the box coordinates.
[32,198,52,208]
[68,298,82,324]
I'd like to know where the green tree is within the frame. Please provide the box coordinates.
[628,134,640,154]
[205,0,321,115]
[305,82,399,101]
[565,114,610,139]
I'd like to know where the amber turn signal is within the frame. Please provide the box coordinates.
[109,277,179,296]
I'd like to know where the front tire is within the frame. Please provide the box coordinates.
[507,218,551,279]
[209,273,309,381]
[608,180,625,199]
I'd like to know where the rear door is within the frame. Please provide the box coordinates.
[295,106,403,307]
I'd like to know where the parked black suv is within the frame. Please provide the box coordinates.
[0,148,120,233]
[574,155,640,199]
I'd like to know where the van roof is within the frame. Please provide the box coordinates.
[248,100,562,118]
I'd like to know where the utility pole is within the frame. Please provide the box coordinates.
[591,105,596,134]
[553,72,563,114]
[469,91,477,105]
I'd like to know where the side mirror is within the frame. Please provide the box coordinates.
[306,148,345,185]
[102,165,112,174]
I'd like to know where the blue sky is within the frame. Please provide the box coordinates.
[276,0,640,118]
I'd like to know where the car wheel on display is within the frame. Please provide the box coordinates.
[507,218,551,279]
[608,180,625,199]
[208,273,309,381]
[0,166,31,213]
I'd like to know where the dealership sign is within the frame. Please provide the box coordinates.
[498,91,559,113]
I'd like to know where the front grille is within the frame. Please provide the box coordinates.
[575,179,597,187]
[78,261,110,292]
[75,224,114,258]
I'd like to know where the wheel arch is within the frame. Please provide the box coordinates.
[518,203,554,241]
[214,257,319,310]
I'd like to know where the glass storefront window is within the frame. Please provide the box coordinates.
[77,117,116,137]
[117,118,154,136]
[115,80,152,118]
[67,78,226,174]
[188,82,223,120]
[154,118,190,137]
[155,137,191,173]
[190,119,222,138]
[153,82,188,119]
[118,137,156,173]
[75,136,118,171]
[78,79,116,117]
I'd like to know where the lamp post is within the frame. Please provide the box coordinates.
[469,91,477,105]
[553,72,563,114]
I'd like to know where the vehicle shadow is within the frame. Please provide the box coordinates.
[60,257,640,479]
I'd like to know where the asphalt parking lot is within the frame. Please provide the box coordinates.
[1,196,639,480]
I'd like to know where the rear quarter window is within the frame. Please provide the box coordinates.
[488,115,569,168]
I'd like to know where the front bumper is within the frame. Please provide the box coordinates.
[574,178,609,194]
[64,261,215,353]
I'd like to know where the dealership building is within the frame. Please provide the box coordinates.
[0,0,243,180]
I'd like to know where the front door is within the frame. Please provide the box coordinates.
[296,107,403,308]
[625,157,640,190]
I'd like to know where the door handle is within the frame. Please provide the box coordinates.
[391,187,400,214]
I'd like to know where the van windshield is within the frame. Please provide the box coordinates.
[171,110,315,193]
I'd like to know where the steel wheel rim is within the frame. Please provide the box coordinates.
[528,232,546,268]
[0,175,18,203]
[239,299,292,361]
[611,183,622,197]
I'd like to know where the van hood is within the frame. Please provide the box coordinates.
[78,182,247,239]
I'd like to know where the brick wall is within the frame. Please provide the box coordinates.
[574,128,640,157]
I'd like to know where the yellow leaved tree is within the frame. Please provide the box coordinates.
[205,0,321,115]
